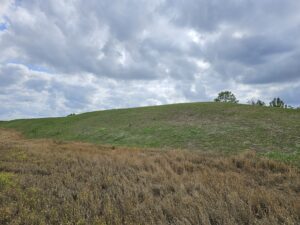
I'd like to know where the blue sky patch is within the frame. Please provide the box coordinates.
[0,23,7,31]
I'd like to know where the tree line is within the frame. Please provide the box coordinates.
[214,91,299,109]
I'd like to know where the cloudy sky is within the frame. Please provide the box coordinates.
[0,0,300,120]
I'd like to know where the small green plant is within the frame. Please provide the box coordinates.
[263,149,300,166]
[0,172,14,190]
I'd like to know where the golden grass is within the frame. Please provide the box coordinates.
[0,129,299,225]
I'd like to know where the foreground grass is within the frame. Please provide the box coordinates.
[0,129,299,225]
[1,103,300,160]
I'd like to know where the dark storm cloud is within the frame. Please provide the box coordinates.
[204,30,300,84]
[208,34,294,66]
[163,0,300,32]
[162,0,300,85]
[242,51,300,84]
[277,85,300,106]
[0,0,300,119]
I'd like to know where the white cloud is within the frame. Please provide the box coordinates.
[0,0,300,119]
[0,0,13,17]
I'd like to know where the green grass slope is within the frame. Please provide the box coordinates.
[1,102,300,163]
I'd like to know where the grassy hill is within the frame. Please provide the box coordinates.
[1,104,300,224]
[1,102,299,163]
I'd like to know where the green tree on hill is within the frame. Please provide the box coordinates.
[255,100,266,106]
[269,97,286,108]
[214,91,239,103]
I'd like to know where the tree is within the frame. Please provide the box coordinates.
[269,97,286,108]
[256,100,266,106]
[249,99,265,106]
[214,91,238,103]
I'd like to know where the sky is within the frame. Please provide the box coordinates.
[0,0,300,120]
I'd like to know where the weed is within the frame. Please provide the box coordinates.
[0,172,14,190]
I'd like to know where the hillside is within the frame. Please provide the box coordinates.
[1,104,300,224]
[1,102,299,164]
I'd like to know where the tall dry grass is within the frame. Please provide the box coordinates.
[0,129,299,225]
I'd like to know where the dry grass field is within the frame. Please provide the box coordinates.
[0,129,299,225]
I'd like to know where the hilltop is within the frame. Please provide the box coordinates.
[1,102,299,164]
